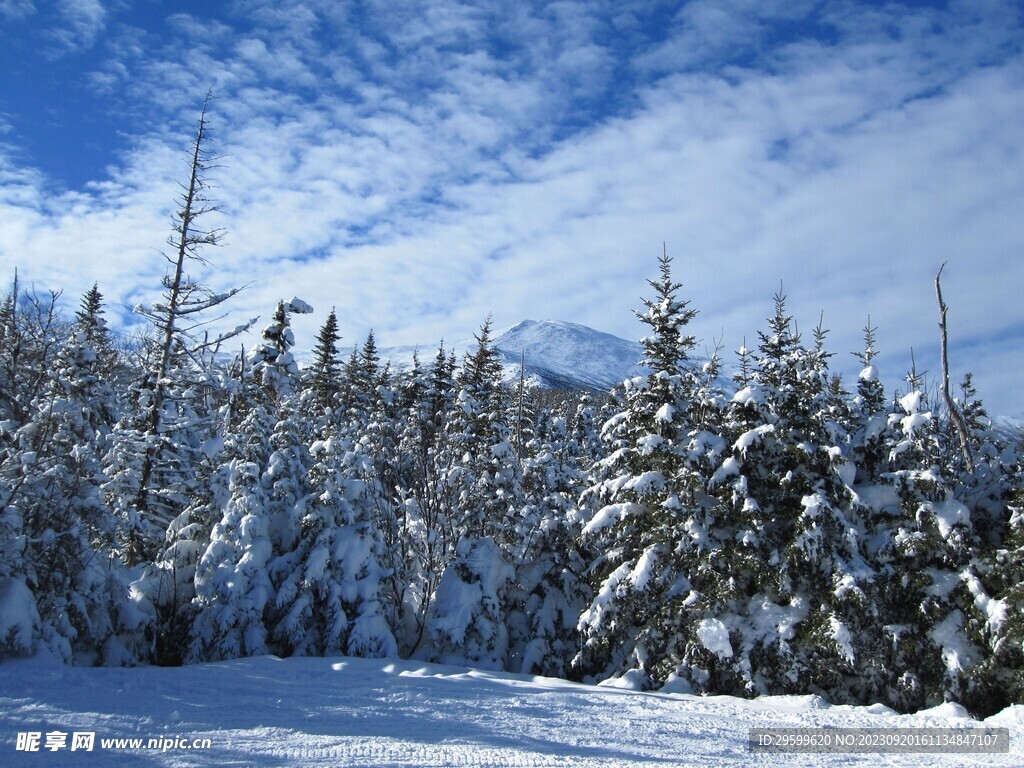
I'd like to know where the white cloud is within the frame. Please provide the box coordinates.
[0,0,33,20]
[48,0,106,53]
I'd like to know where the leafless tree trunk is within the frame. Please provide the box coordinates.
[935,262,975,473]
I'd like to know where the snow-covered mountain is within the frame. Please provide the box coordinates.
[490,320,645,391]
[373,320,645,393]
[994,415,1024,444]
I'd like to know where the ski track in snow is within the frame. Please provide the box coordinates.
[1,655,1021,767]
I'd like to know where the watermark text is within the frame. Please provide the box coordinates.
[15,730,212,753]
[749,726,1009,753]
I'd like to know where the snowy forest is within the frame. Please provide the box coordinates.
[1,105,1021,721]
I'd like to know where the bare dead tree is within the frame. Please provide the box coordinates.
[129,90,255,542]
[935,262,975,473]
[515,347,526,460]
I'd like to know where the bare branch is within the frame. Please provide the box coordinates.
[935,262,975,473]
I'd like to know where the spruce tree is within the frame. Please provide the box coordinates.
[249,298,313,406]
[0,287,138,664]
[186,300,310,665]
[306,309,341,415]
[355,358,412,648]
[510,405,590,677]
[710,296,868,700]
[849,318,888,480]
[394,343,458,654]
[270,416,396,658]
[187,458,273,662]
[342,330,381,423]
[74,284,118,376]
[424,318,518,669]
[575,250,728,690]
[444,317,520,543]
[967,474,1024,716]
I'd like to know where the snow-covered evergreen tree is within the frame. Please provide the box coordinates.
[0,276,67,434]
[394,343,458,654]
[446,318,522,543]
[849,319,888,482]
[353,357,410,648]
[339,330,382,426]
[185,299,317,662]
[74,284,119,379]
[427,535,514,670]
[575,251,731,691]
[893,372,1021,715]
[304,309,342,416]
[249,299,312,402]
[570,394,604,473]
[270,425,396,658]
[705,296,868,699]
[870,376,955,708]
[967,470,1023,715]
[130,299,304,667]
[510,405,590,677]
[838,355,994,711]
[187,458,273,662]
[424,319,518,669]
[0,287,140,664]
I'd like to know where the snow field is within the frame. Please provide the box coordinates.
[2,655,1021,767]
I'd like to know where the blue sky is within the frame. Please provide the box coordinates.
[1,0,1022,416]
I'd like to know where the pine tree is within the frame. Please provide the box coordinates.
[424,318,518,668]
[394,343,458,654]
[270,420,396,658]
[0,287,139,664]
[575,250,728,690]
[249,298,313,407]
[305,309,341,415]
[510,405,590,677]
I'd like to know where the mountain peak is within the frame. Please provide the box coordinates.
[373,320,644,393]
[491,320,643,391]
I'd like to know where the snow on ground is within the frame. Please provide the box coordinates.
[1,655,1021,767]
